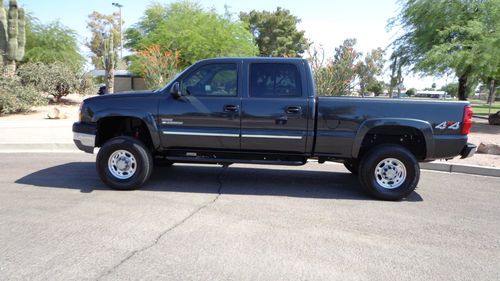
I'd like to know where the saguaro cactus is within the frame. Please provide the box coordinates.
[103,34,115,94]
[0,0,25,76]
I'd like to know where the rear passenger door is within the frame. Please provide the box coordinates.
[240,62,309,153]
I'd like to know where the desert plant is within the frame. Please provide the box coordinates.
[132,44,179,89]
[0,0,26,76]
[102,35,115,93]
[0,75,46,115]
[18,62,82,103]
[78,75,98,96]
[307,42,360,96]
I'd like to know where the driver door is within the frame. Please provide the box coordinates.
[158,62,241,151]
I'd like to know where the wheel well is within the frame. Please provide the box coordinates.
[359,126,426,160]
[95,116,154,150]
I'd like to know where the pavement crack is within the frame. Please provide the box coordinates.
[96,166,227,280]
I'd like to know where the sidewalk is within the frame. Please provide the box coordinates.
[0,95,82,152]
[0,119,78,152]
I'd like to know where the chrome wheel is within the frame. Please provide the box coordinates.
[108,150,137,180]
[374,158,407,189]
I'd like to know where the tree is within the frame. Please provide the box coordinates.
[441,83,459,98]
[405,88,416,97]
[356,48,385,95]
[367,80,385,96]
[389,0,500,100]
[126,1,257,69]
[239,7,309,57]
[308,39,360,96]
[478,2,500,104]
[24,20,84,71]
[124,2,167,49]
[330,39,361,95]
[86,11,121,69]
[307,45,331,95]
[132,44,179,89]
[387,50,407,98]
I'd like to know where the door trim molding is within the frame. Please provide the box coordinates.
[162,130,303,140]
[242,134,303,140]
[162,131,239,137]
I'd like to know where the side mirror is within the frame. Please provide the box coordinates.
[170,82,182,98]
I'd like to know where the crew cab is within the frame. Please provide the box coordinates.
[73,58,475,200]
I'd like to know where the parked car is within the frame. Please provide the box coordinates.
[73,58,475,200]
[97,84,106,95]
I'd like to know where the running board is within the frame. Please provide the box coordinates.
[165,156,306,166]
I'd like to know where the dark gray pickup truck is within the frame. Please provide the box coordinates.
[73,57,475,200]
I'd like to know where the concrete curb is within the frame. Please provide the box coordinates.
[420,162,500,177]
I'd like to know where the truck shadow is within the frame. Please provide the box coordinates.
[15,162,423,202]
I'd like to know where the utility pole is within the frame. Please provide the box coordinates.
[112,2,123,59]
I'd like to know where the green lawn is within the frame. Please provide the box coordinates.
[469,100,500,116]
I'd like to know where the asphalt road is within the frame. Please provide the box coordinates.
[1,153,499,281]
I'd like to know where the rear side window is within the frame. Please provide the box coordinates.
[181,63,237,97]
[249,63,302,97]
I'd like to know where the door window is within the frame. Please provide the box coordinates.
[249,63,302,97]
[181,63,237,97]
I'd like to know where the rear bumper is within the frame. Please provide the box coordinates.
[73,122,96,153]
[460,143,476,159]
[431,135,468,160]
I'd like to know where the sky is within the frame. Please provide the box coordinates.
[20,0,451,89]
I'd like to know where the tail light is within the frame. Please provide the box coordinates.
[461,105,473,135]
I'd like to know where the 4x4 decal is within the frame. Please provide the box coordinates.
[435,121,460,130]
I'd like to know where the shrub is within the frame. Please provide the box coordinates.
[405,88,416,97]
[78,75,98,96]
[0,76,47,115]
[18,62,85,103]
[131,44,180,90]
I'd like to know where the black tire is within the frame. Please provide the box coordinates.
[358,144,420,201]
[343,159,359,175]
[96,136,153,190]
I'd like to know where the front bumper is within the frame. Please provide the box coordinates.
[460,143,476,159]
[73,122,96,153]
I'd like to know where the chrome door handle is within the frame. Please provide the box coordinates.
[286,106,301,114]
[224,105,239,112]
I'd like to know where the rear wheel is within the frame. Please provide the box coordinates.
[97,136,153,190]
[358,144,420,200]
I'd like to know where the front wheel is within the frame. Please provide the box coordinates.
[358,145,420,201]
[97,136,153,190]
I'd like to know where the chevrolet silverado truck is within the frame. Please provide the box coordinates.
[73,58,476,200]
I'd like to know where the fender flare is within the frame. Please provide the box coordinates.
[92,110,161,149]
[351,118,434,159]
